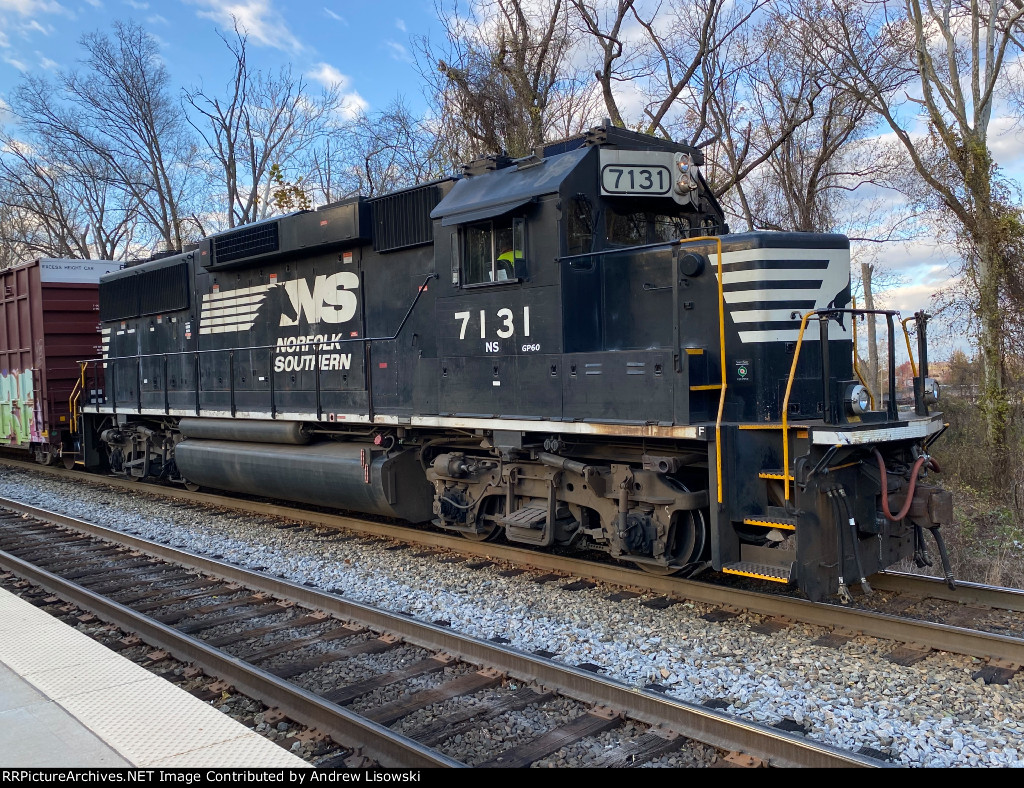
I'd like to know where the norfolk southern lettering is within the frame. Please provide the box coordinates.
[273,334,352,372]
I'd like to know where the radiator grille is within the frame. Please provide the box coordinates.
[214,222,280,264]
[99,262,190,321]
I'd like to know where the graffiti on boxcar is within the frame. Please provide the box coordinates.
[0,369,42,446]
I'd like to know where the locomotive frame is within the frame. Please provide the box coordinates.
[66,123,954,603]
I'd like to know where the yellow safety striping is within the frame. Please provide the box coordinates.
[684,347,705,355]
[690,384,723,391]
[742,518,796,531]
[758,473,791,481]
[721,567,791,583]
[739,425,808,437]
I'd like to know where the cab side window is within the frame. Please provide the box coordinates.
[463,216,525,285]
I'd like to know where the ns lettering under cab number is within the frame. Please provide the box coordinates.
[455,306,532,350]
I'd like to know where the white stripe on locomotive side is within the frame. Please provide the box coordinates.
[200,283,273,334]
[202,284,274,302]
[715,247,850,344]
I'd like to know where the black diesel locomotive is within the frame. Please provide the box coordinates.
[71,124,954,602]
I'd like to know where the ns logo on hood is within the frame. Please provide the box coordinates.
[279,272,359,327]
[198,272,360,336]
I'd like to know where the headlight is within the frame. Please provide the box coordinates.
[845,383,870,415]
[923,377,939,404]
[674,152,698,195]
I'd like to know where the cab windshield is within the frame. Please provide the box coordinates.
[606,207,691,247]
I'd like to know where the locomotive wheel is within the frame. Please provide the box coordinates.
[62,453,77,470]
[183,480,202,492]
[635,508,709,576]
[462,495,504,542]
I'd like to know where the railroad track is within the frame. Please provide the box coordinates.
[3,458,1023,673]
[0,499,878,768]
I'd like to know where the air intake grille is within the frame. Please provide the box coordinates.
[371,185,441,253]
[214,222,280,264]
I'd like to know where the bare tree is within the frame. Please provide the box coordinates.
[0,186,36,268]
[569,0,641,128]
[183,23,343,228]
[9,21,201,253]
[808,0,1024,448]
[0,131,140,261]
[310,98,452,201]
[414,0,596,160]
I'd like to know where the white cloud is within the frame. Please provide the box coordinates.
[36,51,57,69]
[989,116,1024,176]
[306,62,367,119]
[187,0,303,52]
[124,0,148,8]
[384,40,411,63]
[0,0,63,13]
[339,92,368,119]
[146,13,166,24]
[323,6,344,23]
[395,18,405,31]
[307,62,349,90]
[0,30,8,47]
[3,54,28,71]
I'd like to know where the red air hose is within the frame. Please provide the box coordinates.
[873,449,928,522]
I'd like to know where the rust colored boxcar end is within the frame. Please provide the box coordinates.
[0,258,121,462]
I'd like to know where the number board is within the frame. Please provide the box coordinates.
[598,149,691,205]
[600,164,671,196]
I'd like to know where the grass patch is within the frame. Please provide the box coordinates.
[897,396,1024,588]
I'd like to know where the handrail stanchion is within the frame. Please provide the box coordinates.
[886,314,898,419]
[269,348,277,419]
[315,339,322,420]
[229,349,236,417]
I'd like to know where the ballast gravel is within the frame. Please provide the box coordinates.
[2,469,1022,768]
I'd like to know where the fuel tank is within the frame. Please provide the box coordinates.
[174,439,433,522]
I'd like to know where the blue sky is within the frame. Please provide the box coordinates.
[0,0,439,120]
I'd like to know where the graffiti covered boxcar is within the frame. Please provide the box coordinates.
[0,258,121,463]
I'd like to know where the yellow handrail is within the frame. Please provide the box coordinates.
[68,363,86,434]
[683,236,726,504]
[781,310,821,501]
[901,316,918,379]
[851,297,876,409]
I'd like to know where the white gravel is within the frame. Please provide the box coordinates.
[2,468,1022,768]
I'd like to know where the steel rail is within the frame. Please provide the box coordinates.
[0,547,461,768]
[0,497,880,769]
[870,572,1024,612]
[5,459,1024,662]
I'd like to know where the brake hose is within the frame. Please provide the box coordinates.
[873,448,928,522]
